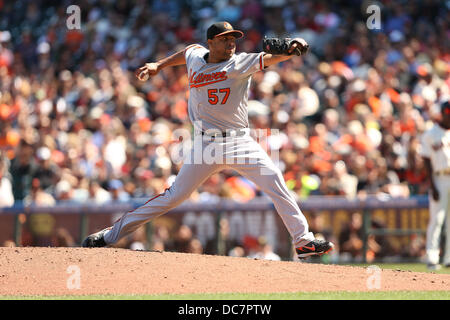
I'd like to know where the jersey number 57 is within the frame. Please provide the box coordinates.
[208,88,230,105]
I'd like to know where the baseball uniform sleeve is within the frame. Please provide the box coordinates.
[418,131,431,159]
[184,44,207,66]
[234,52,265,78]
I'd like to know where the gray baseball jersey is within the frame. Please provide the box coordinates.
[184,44,264,131]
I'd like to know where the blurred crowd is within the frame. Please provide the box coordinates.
[0,0,448,260]
[3,211,426,263]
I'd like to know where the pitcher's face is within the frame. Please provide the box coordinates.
[208,35,236,62]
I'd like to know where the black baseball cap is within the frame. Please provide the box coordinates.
[207,21,244,40]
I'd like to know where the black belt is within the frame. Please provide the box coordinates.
[201,129,247,138]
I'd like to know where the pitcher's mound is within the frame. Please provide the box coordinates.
[0,247,449,296]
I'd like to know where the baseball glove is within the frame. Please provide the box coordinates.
[262,37,309,56]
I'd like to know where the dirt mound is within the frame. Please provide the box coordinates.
[0,247,449,296]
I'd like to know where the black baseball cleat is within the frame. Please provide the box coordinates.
[81,228,110,248]
[296,239,334,259]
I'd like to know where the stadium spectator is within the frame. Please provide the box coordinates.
[108,179,131,202]
[249,236,281,261]
[338,212,369,262]
[333,160,358,199]
[54,180,74,202]
[228,245,245,258]
[87,180,112,204]
[23,178,56,206]
[32,147,60,193]
[308,211,334,241]
[9,141,38,201]
[52,227,76,247]
[187,238,204,254]
[173,224,194,253]
[128,225,148,251]
[339,212,394,262]
[205,217,240,256]
[152,224,175,252]
[401,234,426,260]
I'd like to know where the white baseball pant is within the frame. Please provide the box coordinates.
[103,131,314,247]
[426,175,450,265]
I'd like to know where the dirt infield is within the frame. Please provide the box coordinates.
[0,247,449,296]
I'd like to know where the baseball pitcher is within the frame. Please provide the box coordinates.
[82,21,334,259]
[419,100,450,270]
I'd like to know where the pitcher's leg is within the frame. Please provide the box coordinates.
[230,155,314,247]
[104,162,222,244]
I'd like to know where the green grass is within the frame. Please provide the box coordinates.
[1,291,449,300]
